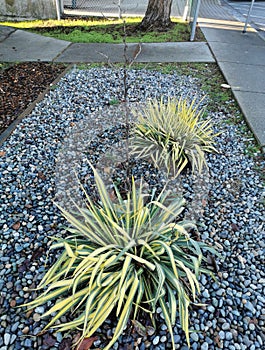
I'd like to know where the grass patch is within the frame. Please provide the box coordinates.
[0,63,13,71]
[0,17,205,43]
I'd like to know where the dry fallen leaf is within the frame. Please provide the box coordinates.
[231,223,239,232]
[109,190,117,202]
[43,333,56,347]
[72,333,81,345]
[58,337,72,350]
[146,325,156,336]
[104,166,112,174]
[76,337,98,350]
[131,320,147,337]
[0,151,6,157]
[31,247,44,261]
[10,299,16,307]
[12,222,21,230]
[207,255,219,272]
[25,204,33,209]
[214,334,222,347]
[201,198,207,207]
[37,171,46,180]
[26,309,33,318]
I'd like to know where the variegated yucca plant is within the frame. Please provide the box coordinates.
[130,97,218,177]
[25,165,215,349]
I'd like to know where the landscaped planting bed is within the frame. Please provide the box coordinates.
[0,65,264,350]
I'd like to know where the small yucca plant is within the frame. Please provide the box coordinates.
[25,165,215,349]
[130,97,218,177]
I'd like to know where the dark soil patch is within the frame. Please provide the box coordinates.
[0,62,67,135]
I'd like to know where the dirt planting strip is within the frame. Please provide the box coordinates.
[0,63,72,146]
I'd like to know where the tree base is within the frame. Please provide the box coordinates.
[137,0,173,32]
[136,20,174,32]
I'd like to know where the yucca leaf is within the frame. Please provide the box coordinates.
[133,273,145,319]
[99,210,131,244]
[154,240,179,278]
[56,203,108,245]
[118,255,132,294]
[176,260,199,300]
[159,297,175,350]
[105,273,139,350]
[88,253,108,292]
[116,273,135,316]
[46,279,74,293]
[91,163,119,221]
[97,271,120,288]
[43,286,90,319]
[178,294,190,347]
[166,283,177,325]
[125,252,156,271]
[162,265,187,299]
[38,251,68,288]
[152,262,165,307]
[85,288,118,338]
[80,207,121,245]
[52,313,86,332]
[22,285,70,309]
[43,297,80,330]
[83,289,98,336]
[138,239,160,260]
[64,242,75,258]
[73,255,97,275]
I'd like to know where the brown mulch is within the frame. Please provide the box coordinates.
[0,62,67,135]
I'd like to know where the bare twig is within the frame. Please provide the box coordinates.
[96,51,115,68]
[129,43,142,68]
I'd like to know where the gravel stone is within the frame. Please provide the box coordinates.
[160,336,167,343]
[190,333,199,342]
[245,301,255,313]
[222,322,230,330]
[207,305,215,313]
[33,313,41,322]
[153,336,160,345]
[35,306,45,314]
[219,331,225,340]
[201,342,209,350]
[202,290,210,298]
[3,334,10,346]
[225,332,233,341]
[249,323,256,331]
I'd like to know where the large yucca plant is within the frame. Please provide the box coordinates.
[25,165,215,349]
[130,97,218,177]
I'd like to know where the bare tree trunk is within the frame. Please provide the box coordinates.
[139,0,173,30]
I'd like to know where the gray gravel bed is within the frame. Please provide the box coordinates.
[0,67,264,350]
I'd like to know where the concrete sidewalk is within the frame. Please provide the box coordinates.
[199,17,265,148]
[0,26,214,63]
[0,0,264,147]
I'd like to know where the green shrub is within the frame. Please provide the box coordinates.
[130,97,218,177]
[24,165,215,349]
